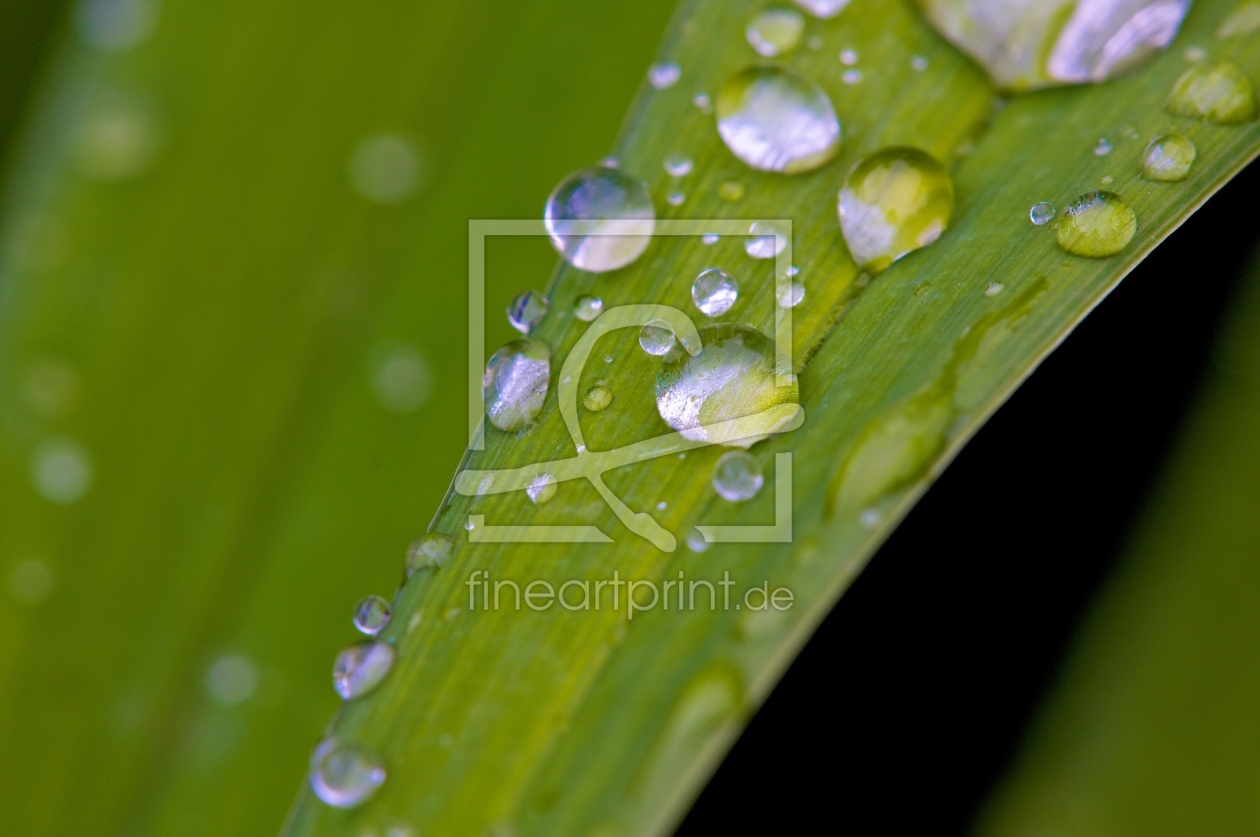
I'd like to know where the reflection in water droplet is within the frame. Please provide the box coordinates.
[693,93,713,113]
[685,528,710,553]
[1141,133,1196,180]
[1094,137,1113,156]
[656,324,798,449]
[370,343,433,413]
[839,49,859,65]
[716,66,841,174]
[648,62,681,89]
[1056,190,1137,257]
[1100,174,1114,185]
[718,181,746,202]
[77,0,160,50]
[639,320,677,356]
[985,281,1005,297]
[75,93,159,180]
[507,291,549,334]
[8,559,53,604]
[746,5,806,57]
[701,233,720,245]
[776,281,805,308]
[1218,1,1260,38]
[483,339,550,432]
[333,642,394,700]
[666,188,686,206]
[349,134,422,203]
[206,654,258,706]
[744,220,788,259]
[582,384,613,412]
[31,439,92,504]
[310,738,386,808]
[712,451,764,501]
[1166,61,1257,123]
[526,474,557,506]
[574,295,604,322]
[692,269,738,317]
[793,0,850,18]
[545,166,655,273]
[1030,201,1057,225]
[406,533,453,576]
[838,146,953,273]
[664,153,694,177]
[353,596,391,636]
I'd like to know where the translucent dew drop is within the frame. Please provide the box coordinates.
[332,642,394,700]
[648,62,681,89]
[715,66,841,174]
[701,233,720,245]
[1030,201,1057,225]
[483,338,550,432]
[353,595,391,636]
[1094,137,1113,156]
[744,220,788,259]
[1218,1,1260,38]
[31,438,92,504]
[841,69,864,85]
[1056,190,1137,258]
[691,269,738,317]
[985,281,1005,297]
[656,323,799,449]
[545,166,655,273]
[776,281,805,308]
[711,451,764,501]
[839,49,859,65]
[526,474,557,506]
[837,146,954,273]
[663,153,694,177]
[1166,61,1257,124]
[746,4,805,57]
[1141,134,1196,180]
[1183,45,1207,62]
[793,0,850,18]
[639,320,677,356]
[574,295,604,322]
[911,55,929,72]
[309,738,386,808]
[506,290,548,334]
[582,384,613,412]
[405,533,453,576]
[693,93,713,113]
[685,528,710,553]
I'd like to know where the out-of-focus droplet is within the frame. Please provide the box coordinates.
[648,62,681,89]
[8,559,53,605]
[369,342,433,413]
[349,134,422,204]
[693,93,713,113]
[701,233,720,245]
[545,166,655,273]
[1165,60,1257,123]
[691,269,738,317]
[718,181,746,202]
[1141,133,1196,180]
[711,451,764,501]
[746,4,806,57]
[353,596,391,636]
[911,55,929,71]
[507,290,549,334]
[30,438,92,504]
[664,153,694,177]
[1094,137,1113,155]
[483,339,550,432]
[793,0,850,18]
[309,738,386,808]
[333,642,394,700]
[206,653,258,706]
[1056,190,1137,257]
[716,66,841,174]
[76,0,160,50]
[1218,1,1260,38]
[74,93,159,180]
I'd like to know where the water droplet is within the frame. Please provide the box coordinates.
[985,281,1005,297]
[353,596,391,636]
[693,93,713,113]
[793,0,850,18]
[838,146,954,273]
[75,92,159,180]
[859,508,882,529]
[716,66,841,174]
[785,264,800,278]
[1094,137,1113,156]
[574,295,604,322]
[1218,1,1260,38]
[349,134,422,204]
[310,738,386,808]
[582,384,613,412]
[507,290,549,334]
[545,166,655,273]
[841,69,864,85]
[744,220,789,259]
[691,268,738,317]
[718,181,745,202]
[1056,190,1137,258]
[746,4,805,57]
[639,320,677,356]
[526,474,557,506]
[685,528,710,553]
[31,438,92,504]
[406,533,454,576]
[205,654,258,706]
[483,338,550,432]
[776,281,805,308]
[701,233,720,245]
[333,642,394,700]
[911,55,929,72]
[664,153,694,177]
[656,323,799,449]
[648,62,681,89]
[600,156,620,169]
[8,558,53,604]
[1030,201,1057,225]
[369,342,432,413]
[666,188,686,206]
[77,0,159,50]
[840,49,859,65]
[1141,133,1196,181]
[656,501,667,511]
[1184,45,1207,62]
[1166,61,1257,123]
[711,451,764,501]
[1099,174,1114,185]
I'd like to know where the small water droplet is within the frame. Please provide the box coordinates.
[1056,190,1137,258]
[718,181,745,202]
[8,558,53,604]
[746,4,805,57]
[1094,137,1113,156]
[785,264,800,278]
[776,281,806,308]
[353,596,391,636]
[656,501,667,511]
[1218,1,1260,38]
[349,134,422,204]
[582,384,613,412]
[369,343,433,413]
[985,281,1005,297]
[464,519,476,532]
[1030,201,1057,225]
[648,62,681,89]
[693,93,713,113]
[1141,133,1196,180]
[793,0,850,18]
[1099,174,1114,185]
[685,528,710,553]
[545,166,655,272]
[507,291,549,334]
[75,92,159,181]
[859,508,881,529]
[666,188,686,206]
[664,153,694,177]
[639,320,677,356]
[574,295,604,322]
[691,268,738,317]
[310,738,386,808]
[77,0,160,50]
[1184,45,1207,62]
[205,654,258,706]
[526,474,557,506]
[838,146,954,273]
[744,220,788,259]
[600,156,619,169]
[1166,60,1257,123]
[701,233,720,245]
[806,35,824,50]
[405,533,454,576]
[839,48,859,65]
[716,66,841,174]
[31,438,92,504]
[333,642,394,700]
[841,69,864,85]
[711,451,764,501]
[483,338,550,432]
[911,55,929,72]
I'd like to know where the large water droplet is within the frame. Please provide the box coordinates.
[526,474,557,506]
[583,384,613,412]
[838,146,954,273]
[716,66,841,174]
[507,290,549,334]
[483,338,550,432]
[406,533,453,576]
[712,451,764,501]
[353,595,391,636]
[1029,201,1057,225]
[639,320,677,356]
[1165,61,1257,124]
[309,738,386,808]
[1218,1,1260,38]
[691,269,738,317]
[1141,133,1196,181]
[333,642,394,700]
[793,0,850,17]
[746,5,806,57]
[656,324,798,449]
[648,62,682,89]
[1056,190,1137,258]
[744,220,788,259]
[545,167,655,273]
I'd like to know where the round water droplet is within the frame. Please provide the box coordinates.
[1166,60,1257,124]
[507,290,549,334]
[838,146,954,273]
[1094,137,1113,156]
[701,233,720,245]
[839,49,859,65]
[353,595,391,636]
[1030,201,1057,225]
[545,167,655,273]
[310,738,386,808]
[718,181,746,202]
[1056,190,1137,258]
[1141,133,1196,180]
[691,269,738,317]
[711,451,764,501]
[666,188,686,206]
[776,281,805,308]
[369,342,433,413]
[793,0,850,18]
[985,281,1005,297]
[574,295,604,322]
[841,69,864,85]
[744,220,788,259]
[664,153,694,177]
[639,320,677,356]
[648,62,681,89]
[746,4,806,57]
[656,323,799,449]
[1184,45,1207,62]
[1099,174,1114,185]
[349,134,422,204]
[716,66,841,174]
[333,642,394,700]
[693,92,713,113]
[31,438,92,504]
[483,338,550,432]
[526,474,557,506]
[911,55,929,72]
[685,528,710,553]
[205,654,258,706]
[582,384,613,412]
[406,533,453,576]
